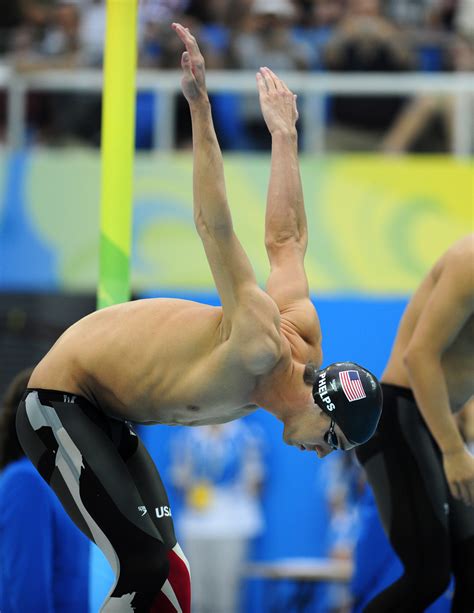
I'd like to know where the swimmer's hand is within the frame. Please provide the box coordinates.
[172,22,208,105]
[256,67,299,136]
[443,446,474,507]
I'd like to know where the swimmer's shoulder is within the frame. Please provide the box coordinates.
[67,297,222,329]
[32,297,222,365]
[432,234,474,295]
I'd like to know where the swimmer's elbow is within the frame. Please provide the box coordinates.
[194,207,233,238]
[403,346,421,369]
[403,344,438,372]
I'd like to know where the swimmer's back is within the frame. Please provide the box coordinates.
[29,298,263,422]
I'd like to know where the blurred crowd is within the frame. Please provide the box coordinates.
[0,0,473,150]
[2,0,473,70]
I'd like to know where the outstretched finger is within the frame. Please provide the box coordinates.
[450,480,463,502]
[256,71,266,93]
[266,67,291,94]
[268,68,293,94]
[282,79,293,94]
[261,67,278,92]
[172,22,201,57]
[458,482,471,506]
[257,68,270,94]
[464,480,474,506]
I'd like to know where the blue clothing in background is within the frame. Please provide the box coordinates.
[0,457,89,613]
[171,421,264,488]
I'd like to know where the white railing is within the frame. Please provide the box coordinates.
[1,66,473,156]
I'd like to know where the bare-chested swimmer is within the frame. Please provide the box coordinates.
[16,24,382,613]
[356,234,474,612]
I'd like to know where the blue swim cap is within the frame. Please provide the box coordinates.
[313,362,382,445]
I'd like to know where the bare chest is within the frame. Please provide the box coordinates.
[93,345,260,424]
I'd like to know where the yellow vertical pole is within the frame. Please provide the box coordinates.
[97,0,138,309]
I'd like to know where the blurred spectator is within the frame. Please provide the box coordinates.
[293,0,346,70]
[10,0,81,70]
[139,1,191,68]
[0,368,90,613]
[170,421,265,613]
[326,489,357,613]
[185,0,236,68]
[384,0,439,29]
[1,0,468,151]
[323,0,415,151]
[12,0,57,55]
[456,0,474,41]
[382,1,470,74]
[41,1,80,63]
[381,34,474,153]
[233,0,311,71]
[79,0,105,68]
[322,451,363,613]
[0,0,25,55]
[141,0,190,25]
[7,0,92,146]
[417,0,464,71]
[426,0,459,34]
[230,0,311,149]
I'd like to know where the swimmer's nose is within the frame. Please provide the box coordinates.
[315,445,333,458]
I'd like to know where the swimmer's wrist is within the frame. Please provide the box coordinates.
[271,128,297,142]
[189,97,211,113]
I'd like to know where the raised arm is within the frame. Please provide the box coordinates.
[172,25,281,371]
[172,24,256,308]
[257,68,321,362]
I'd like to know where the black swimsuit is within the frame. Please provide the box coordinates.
[16,388,191,612]
[356,383,474,612]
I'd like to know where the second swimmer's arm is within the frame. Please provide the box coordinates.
[404,259,474,505]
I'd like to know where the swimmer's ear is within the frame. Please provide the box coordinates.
[303,362,318,386]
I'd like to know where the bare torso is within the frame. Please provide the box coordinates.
[382,235,474,412]
[29,297,296,424]
[28,55,325,432]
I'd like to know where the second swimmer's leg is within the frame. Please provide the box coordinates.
[356,387,451,612]
[450,494,474,612]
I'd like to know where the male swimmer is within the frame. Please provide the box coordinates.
[356,234,474,611]
[16,24,382,613]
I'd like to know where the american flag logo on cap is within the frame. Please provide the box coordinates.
[339,370,366,402]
